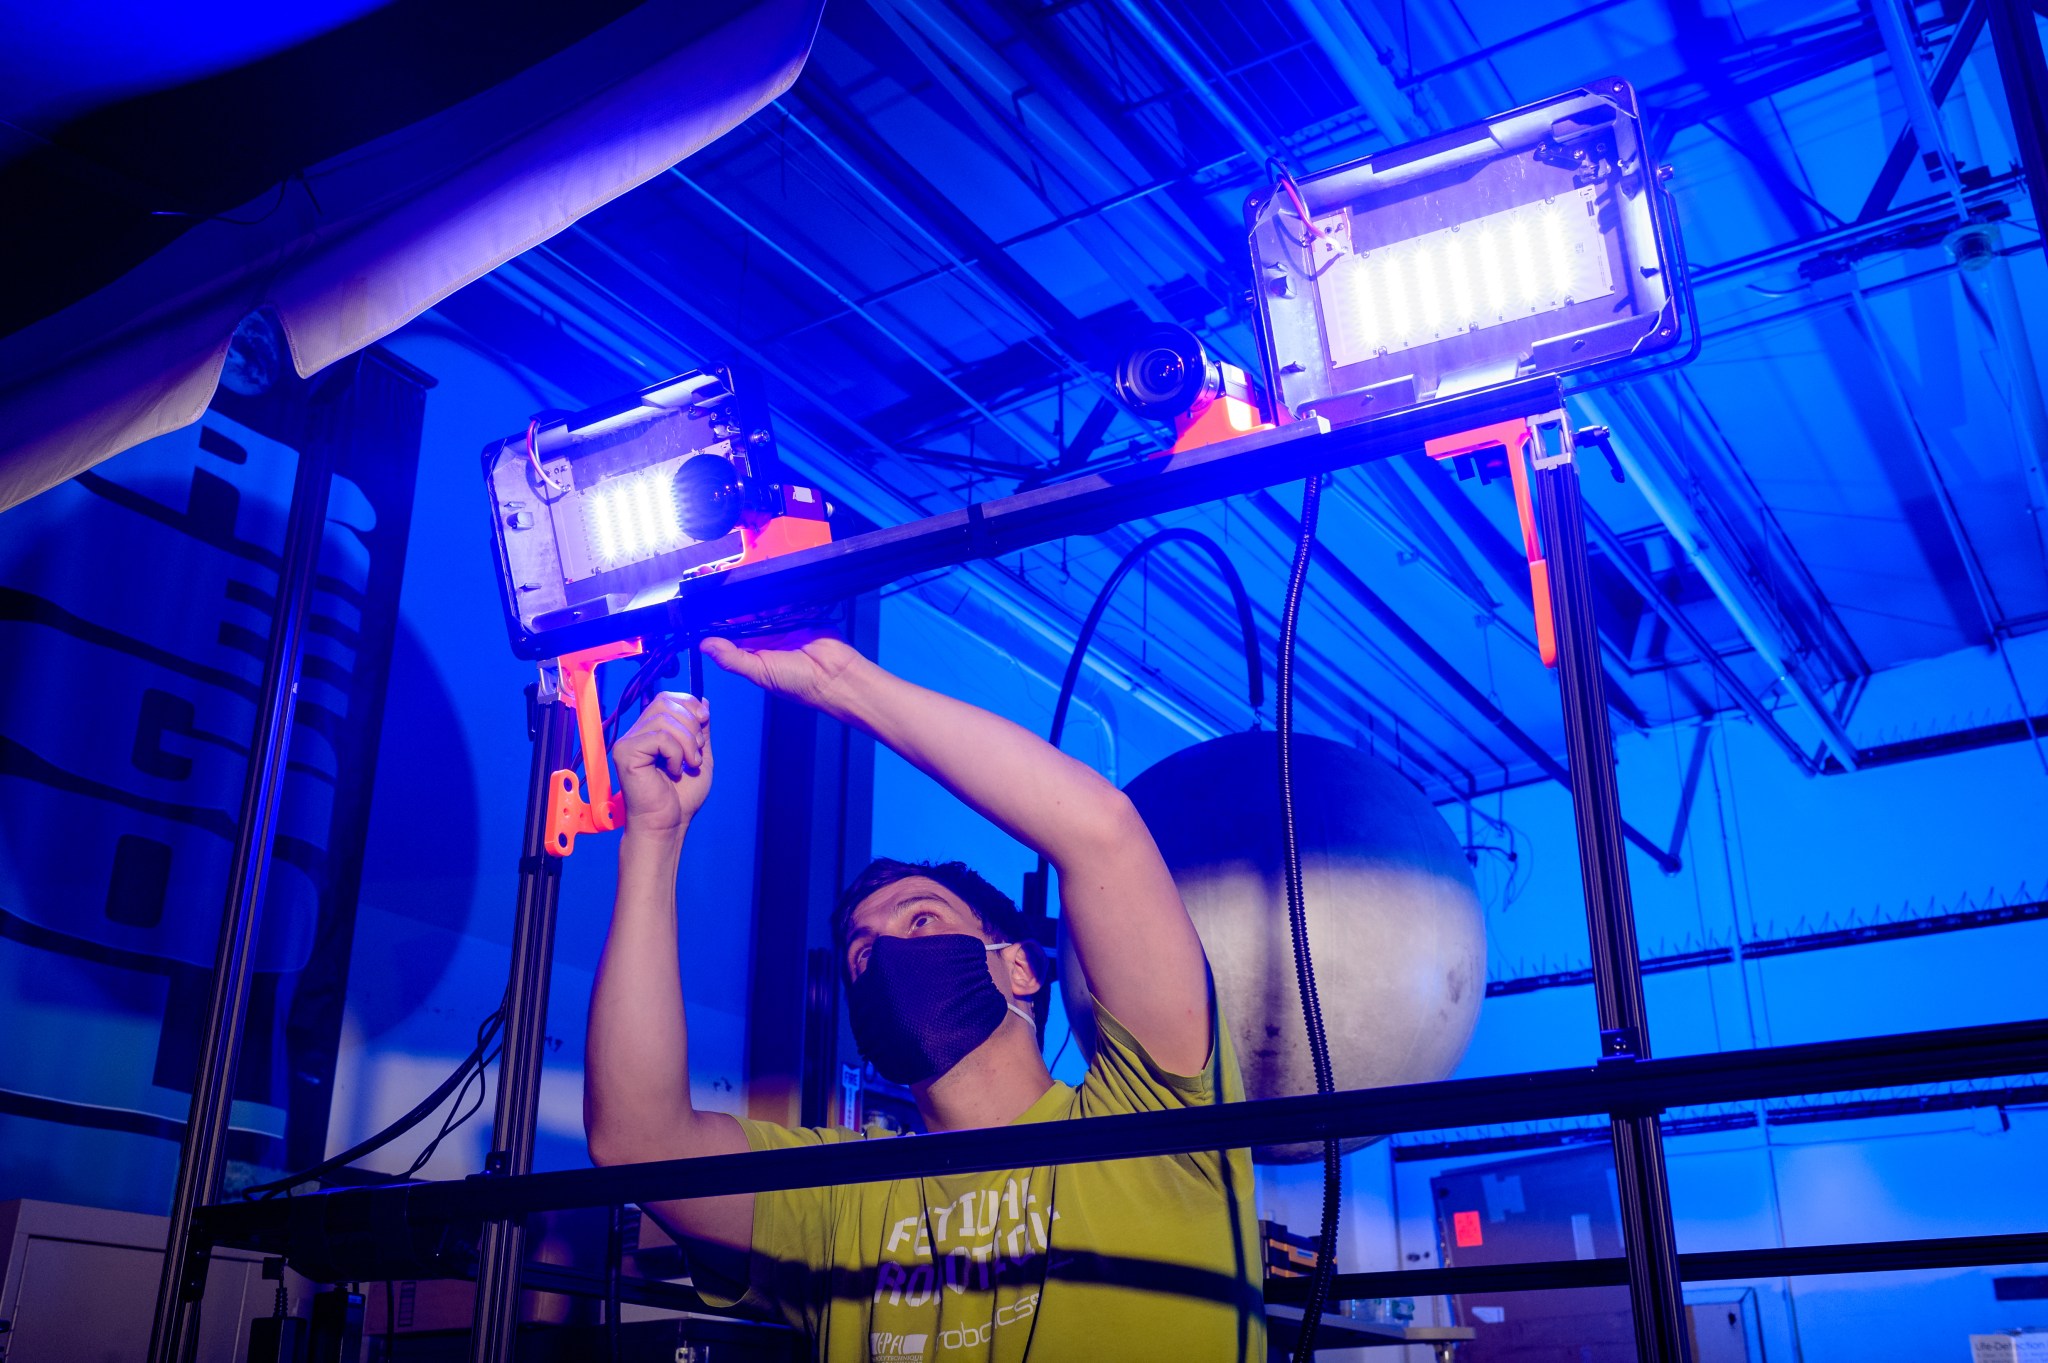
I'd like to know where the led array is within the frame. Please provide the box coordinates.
[1315,187,1615,368]
[582,467,686,569]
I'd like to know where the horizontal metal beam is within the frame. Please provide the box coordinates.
[1693,170,2024,288]
[196,1017,2048,1251]
[1267,1231,2048,1304]
[1823,713,2048,772]
[524,379,1572,657]
[1489,894,2048,998]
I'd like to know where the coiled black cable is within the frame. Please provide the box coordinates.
[1278,475,1340,1362]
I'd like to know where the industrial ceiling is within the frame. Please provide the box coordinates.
[36,0,2048,807]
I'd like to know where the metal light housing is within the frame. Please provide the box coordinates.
[483,365,829,659]
[1247,79,1684,426]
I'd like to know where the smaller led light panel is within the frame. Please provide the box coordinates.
[578,464,693,574]
[484,365,795,659]
[1248,79,1682,426]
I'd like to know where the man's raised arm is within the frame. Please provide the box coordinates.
[704,635,1211,1075]
[583,692,753,1283]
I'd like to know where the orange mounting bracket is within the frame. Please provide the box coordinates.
[1424,411,1575,668]
[543,637,644,857]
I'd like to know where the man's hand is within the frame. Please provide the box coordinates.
[611,693,712,837]
[702,631,864,712]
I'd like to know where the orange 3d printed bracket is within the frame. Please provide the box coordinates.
[544,638,644,857]
[1424,411,1575,668]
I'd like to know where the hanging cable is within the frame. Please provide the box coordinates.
[1027,529,1264,936]
[239,994,507,1199]
[1279,475,1339,1362]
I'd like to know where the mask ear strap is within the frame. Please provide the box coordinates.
[987,942,1038,1027]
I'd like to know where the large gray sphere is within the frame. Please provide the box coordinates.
[1059,731,1485,1162]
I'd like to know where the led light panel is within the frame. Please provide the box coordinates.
[1313,188,1615,367]
[1247,79,1683,427]
[580,466,689,572]
[484,365,795,659]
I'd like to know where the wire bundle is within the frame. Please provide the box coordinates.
[239,995,506,1201]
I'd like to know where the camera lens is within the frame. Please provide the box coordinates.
[1136,349,1185,401]
[1112,325,1213,420]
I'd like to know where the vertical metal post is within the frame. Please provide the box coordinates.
[469,683,575,1363]
[1532,430,1694,1363]
[147,430,336,1363]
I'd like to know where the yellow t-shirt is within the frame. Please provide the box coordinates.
[706,1000,1264,1362]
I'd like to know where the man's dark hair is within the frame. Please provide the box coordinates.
[834,858,1043,1013]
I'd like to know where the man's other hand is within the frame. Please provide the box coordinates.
[612,693,712,836]
[702,631,862,712]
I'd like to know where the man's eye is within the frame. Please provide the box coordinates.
[911,912,934,929]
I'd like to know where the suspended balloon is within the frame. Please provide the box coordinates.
[1060,730,1486,1162]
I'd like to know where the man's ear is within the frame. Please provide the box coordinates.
[1008,940,1047,999]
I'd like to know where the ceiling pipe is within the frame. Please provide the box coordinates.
[866,0,1217,300]
[1278,0,1425,144]
[1939,5,2048,573]
[1876,0,2048,570]
[666,167,1056,463]
[1870,0,1971,218]
[1578,504,1815,772]
[1101,0,1271,169]
[1690,170,2025,288]
[1576,395,1862,773]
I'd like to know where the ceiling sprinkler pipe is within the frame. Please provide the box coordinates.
[1579,399,1862,773]
[1104,0,1270,168]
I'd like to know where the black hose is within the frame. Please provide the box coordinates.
[1029,530,1264,941]
[1279,476,1340,1362]
[1047,528,1263,751]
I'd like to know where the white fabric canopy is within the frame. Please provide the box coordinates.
[0,0,822,512]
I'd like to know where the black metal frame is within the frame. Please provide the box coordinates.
[195,1015,2048,1240]
[167,383,2048,1363]
[467,684,576,1362]
[148,390,339,1363]
[1533,435,1689,1361]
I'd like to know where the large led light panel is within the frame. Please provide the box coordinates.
[1248,80,1682,427]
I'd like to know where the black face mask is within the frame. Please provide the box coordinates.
[848,934,1033,1085]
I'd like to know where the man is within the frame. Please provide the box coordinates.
[585,632,1263,1362]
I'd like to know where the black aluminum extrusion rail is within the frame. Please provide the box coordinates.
[521,378,1569,656]
[1264,1230,2048,1304]
[196,1016,2048,1250]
